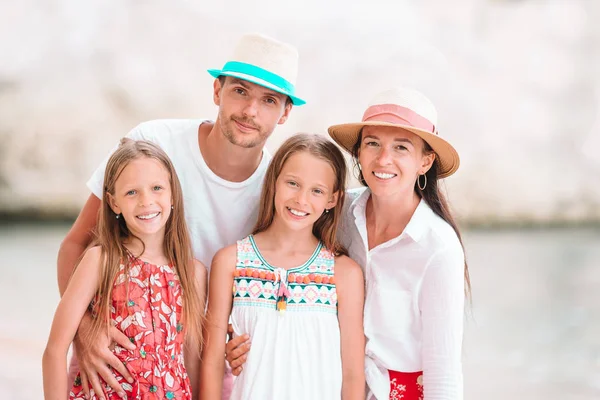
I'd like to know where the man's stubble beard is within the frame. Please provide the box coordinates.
[220,115,270,149]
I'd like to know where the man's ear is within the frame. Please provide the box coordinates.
[277,102,293,125]
[213,78,224,106]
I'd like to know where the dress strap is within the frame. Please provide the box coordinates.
[236,236,260,267]
[306,245,336,276]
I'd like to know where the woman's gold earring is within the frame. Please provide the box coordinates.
[418,174,427,190]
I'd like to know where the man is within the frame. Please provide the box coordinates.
[57,32,305,398]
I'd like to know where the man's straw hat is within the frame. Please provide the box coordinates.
[208,33,305,106]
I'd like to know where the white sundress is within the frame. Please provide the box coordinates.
[230,235,342,400]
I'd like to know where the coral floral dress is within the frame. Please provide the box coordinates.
[69,255,192,400]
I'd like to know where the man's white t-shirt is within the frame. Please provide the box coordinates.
[87,119,271,269]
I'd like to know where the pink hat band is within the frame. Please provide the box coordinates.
[362,103,436,134]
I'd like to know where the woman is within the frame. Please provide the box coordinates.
[227,87,470,400]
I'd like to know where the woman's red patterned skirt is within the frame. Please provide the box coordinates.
[389,370,424,400]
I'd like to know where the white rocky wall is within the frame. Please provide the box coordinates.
[1,0,598,224]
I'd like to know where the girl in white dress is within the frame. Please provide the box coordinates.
[200,134,365,400]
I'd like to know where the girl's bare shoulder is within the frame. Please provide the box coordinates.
[80,245,103,267]
[211,244,237,270]
[334,254,363,277]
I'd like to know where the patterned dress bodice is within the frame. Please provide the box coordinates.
[70,255,191,400]
[233,235,337,314]
[229,235,343,400]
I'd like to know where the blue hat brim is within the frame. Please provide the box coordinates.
[208,67,305,106]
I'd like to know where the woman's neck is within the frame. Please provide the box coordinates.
[365,189,421,249]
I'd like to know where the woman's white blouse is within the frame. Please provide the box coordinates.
[340,188,465,400]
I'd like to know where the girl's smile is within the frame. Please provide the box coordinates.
[108,157,173,240]
[272,151,338,232]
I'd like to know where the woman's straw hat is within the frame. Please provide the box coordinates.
[328,88,459,178]
[208,33,305,106]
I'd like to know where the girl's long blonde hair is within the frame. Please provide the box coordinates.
[80,138,203,353]
[253,133,348,256]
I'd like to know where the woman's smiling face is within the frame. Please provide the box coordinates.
[358,125,434,198]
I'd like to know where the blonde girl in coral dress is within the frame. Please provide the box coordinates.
[43,139,206,399]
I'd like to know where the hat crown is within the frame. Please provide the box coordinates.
[208,33,305,105]
[231,33,299,86]
[368,88,438,126]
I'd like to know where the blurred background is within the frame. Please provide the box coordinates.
[1,0,599,398]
